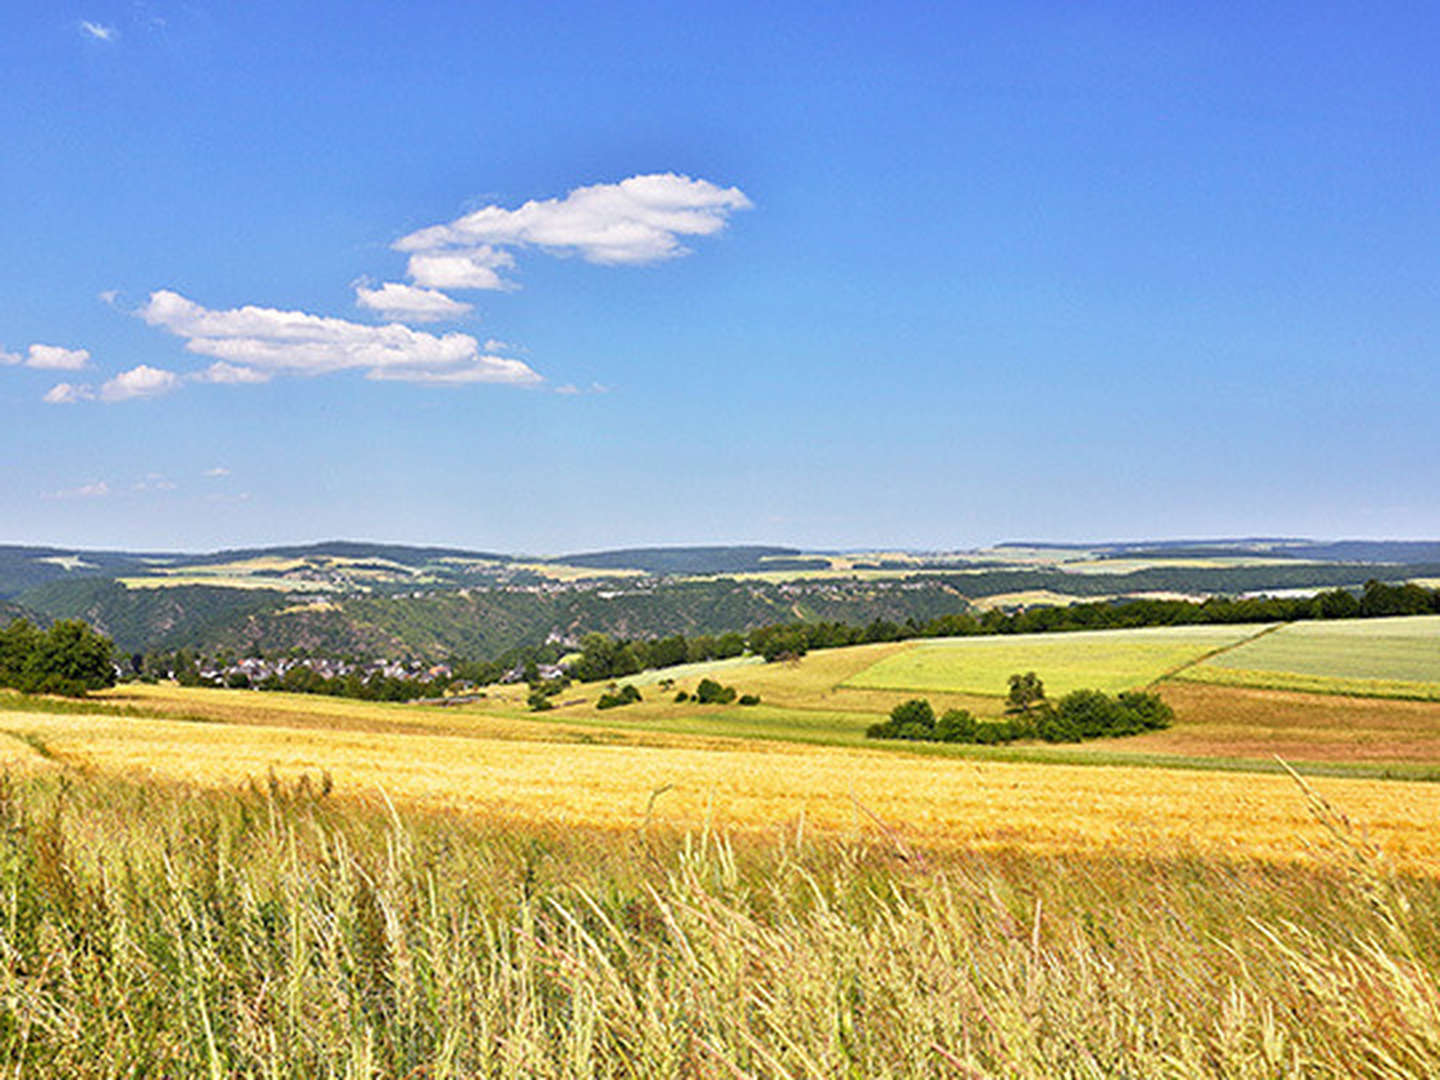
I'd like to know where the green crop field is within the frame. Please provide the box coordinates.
[1178,615,1440,698]
[840,623,1266,697]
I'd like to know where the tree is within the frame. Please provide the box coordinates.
[1006,671,1045,714]
[15,619,115,696]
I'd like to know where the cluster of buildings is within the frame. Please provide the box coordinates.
[194,656,454,685]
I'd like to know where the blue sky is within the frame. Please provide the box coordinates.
[3,2,1438,553]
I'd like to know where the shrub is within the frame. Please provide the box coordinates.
[674,690,690,703]
[1116,690,1175,731]
[737,694,761,706]
[934,708,977,742]
[890,698,935,730]
[695,678,737,705]
[596,684,642,710]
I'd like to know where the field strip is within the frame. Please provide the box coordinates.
[3,708,1440,872]
[1170,666,1440,702]
[837,625,1265,698]
[1152,622,1291,685]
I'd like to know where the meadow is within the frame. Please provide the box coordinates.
[1180,615,1440,699]
[838,624,1266,697]
[0,763,1437,1077]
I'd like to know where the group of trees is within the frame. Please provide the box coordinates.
[672,678,760,706]
[866,674,1174,746]
[567,631,746,682]
[0,618,114,697]
[249,667,451,702]
[596,684,643,710]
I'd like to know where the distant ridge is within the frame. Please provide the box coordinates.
[184,540,512,567]
[550,546,805,576]
[997,539,1440,564]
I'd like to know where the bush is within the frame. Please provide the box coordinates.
[596,684,642,710]
[934,708,977,742]
[737,694,761,706]
[890,698,935,729]
[674,690,690,703]
[695,678,738,705]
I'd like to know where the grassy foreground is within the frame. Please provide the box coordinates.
[0,770,1436,1077]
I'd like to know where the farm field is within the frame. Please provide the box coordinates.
[840,623,1266,697]
[4,693,1440,873]
[4,768,1439,1078]
[1179,615,1440,699]
[6,622,1440,1074]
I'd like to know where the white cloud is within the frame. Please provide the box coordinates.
[46,480,110,500]
[98,289,120,306]
[42,382,95,404]
[137,289,542,386]
[193,361,270,385]
[394,173,751,288]
[24,344,91,370]
[0,347,18,366]
[100,364,181,402]
[363,354,542,385]
[79,20,115,41]
[554,384,581,395]
[355,281,473,321]
[404,248,515,291]
[203,467,231,477]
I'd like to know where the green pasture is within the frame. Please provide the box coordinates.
[1181,615,1440,698]
[840,624,1267,697]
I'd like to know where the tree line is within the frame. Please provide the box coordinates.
[566,579,1440,678]
[865,675,1174,746]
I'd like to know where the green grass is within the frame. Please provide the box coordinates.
[1185,615,1440,698]
[1206,614,1440,680]
[842,623,1267,697]
[1,768,1438,1077]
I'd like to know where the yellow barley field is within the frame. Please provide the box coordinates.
[5,693,1440,874]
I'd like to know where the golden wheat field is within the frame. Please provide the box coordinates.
[6,685,1440,873]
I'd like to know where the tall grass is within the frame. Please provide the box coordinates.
[0,770,1436,1077]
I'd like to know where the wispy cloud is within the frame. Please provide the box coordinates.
[554,381,612,396]
[394,173,751,289]
[203,466,230,478]
[79,20,116,41]
[45,480,110,500]
[355,281,473,322]
[133,473,177,492]
[42,382,95,405]
[137,290,542,386]
[193,361,271,385]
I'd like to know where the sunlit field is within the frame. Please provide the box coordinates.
[1,769,1437,1077]
[1181,615,1440,699]
[4,684,1440,872]
[840,624,1266,697]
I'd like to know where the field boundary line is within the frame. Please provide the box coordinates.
[1151,622,1290,687]
[1168,666,1440,703]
